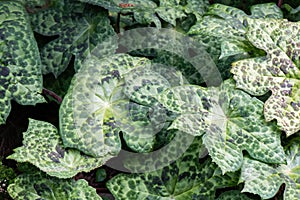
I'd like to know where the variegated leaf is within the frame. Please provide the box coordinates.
[60,54,151,157]
[31,1,117,77]
[107,137,239,200]
[8,171,102,199]
[158,79,285,173]
[7,119,112,178]
[231,18,300,136]
[0,1,45,124]
[241,139,300,199]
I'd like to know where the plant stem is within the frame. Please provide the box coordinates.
[277,0,283,8]
[116,13,121,34]
[42,88,62,104]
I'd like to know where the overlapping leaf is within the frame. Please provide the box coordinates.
[79,0,209,27]
[158,79,285,173]
[189,3,282,60]
[283,4,300,22]
[107,137,239,199]
[60,54,153,157]
[216,190,255,200]
[0,1,45,124]
[31,1,117,77]
[121,64,186,152]
[8,171,101,199]
[240,139,300,199]
[231,18,300,136]
[7,119,113,178]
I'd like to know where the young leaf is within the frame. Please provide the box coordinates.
[107,138,239,200]
[31,2,117,77]
[240,139,300,199]
[7,119,113,179]
[7,171,102,199]
[0,1,45,124]
[231,18,300,136]
[59,54,151,157]
[158,79,285,173]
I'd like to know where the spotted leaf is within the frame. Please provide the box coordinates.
[60,54,152,157]
[189,3,282,67]
[7,171,101,200]
[79,0,209,27]
[231,18,300,136]
[107,137,239,200]
[31,2,117,77]
[158,79,285,173]
[7,119,113,178]
[216,190,255,200]
[0,1,45,124]
[121,65,185,153]
[240,139,300,199]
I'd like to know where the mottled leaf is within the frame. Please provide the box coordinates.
[7,119,112,178]
[282,4,300,22]
[216,190,255,200]
[107,137,239,200]
[231,18,300,136]
[158,79,285,173]
[7,171,102,200]
[80,0,209,27]
[60,54,151,157]
[189,2,282,73]
[31,2,117,76]
[241,139,300,200]
[0,1,45,124]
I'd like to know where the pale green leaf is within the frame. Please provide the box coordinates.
[189,3,282,61]
[158,79,285,173]
[0,1,45,125]
[31,2,117,77]
[7,119,112,178]
[60,54,151,157]
[241,139,300,200]
[7,171,102,200]
[107,137,239,200]
[231,18,300,136]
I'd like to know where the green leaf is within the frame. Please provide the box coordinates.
[22,0,47,8]
[216,190,255,200]
[231,18,300,136]
[0,160,16,185]
[95,168,107,182]
[79,0,209,27]
[59,54,151,157]
[240,139,300,200]
[282,4,300,22]
[31,2,117,77]
[107,137,239,200]
[189,3,282,60]
[0,1,45,124]
[158,79,285,173]
[121,63,188,153]
[7,119,112,178]
[79,0,161,26]
[7,171,102,200]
